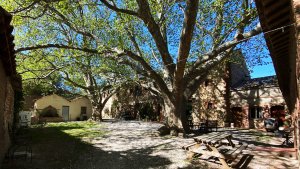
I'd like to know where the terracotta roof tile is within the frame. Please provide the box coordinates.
[232,75,278,89]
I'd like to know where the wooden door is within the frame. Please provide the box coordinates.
[62,106,70,121]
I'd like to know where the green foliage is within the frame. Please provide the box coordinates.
[13,90,24,130]
[1,0,262,87]
[23,80,58,96]
[0,1,267,129]
[1,0,136,101]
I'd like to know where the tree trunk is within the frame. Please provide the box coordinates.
[91,104,104,121]
[162,97,191,134]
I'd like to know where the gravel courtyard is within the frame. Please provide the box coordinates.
[3,121,298,169]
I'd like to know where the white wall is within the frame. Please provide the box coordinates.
[34,94,92,121]
[69,97,92,120]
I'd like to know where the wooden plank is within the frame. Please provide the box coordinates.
[186,143,202,159]
[193,134,233,147]
[194,133,222,142]
[223,144,248,160]
[225,135,235,148]
[207,144,231,169]
[182,142,198,150]
[207,134,231,144]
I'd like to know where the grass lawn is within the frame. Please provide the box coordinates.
[31,121,106,142]
[3,121,107,169]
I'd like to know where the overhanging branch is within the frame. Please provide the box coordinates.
[99,0,138,16]
[186,23,262,79]
[15,44,100,54]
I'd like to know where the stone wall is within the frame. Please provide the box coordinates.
[229,61,250,87]
[192,65,228,127]
[0,6,20,167]
[0,60,15,166]
[231,86,286,129]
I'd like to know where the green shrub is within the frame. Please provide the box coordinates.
[40,106,59,117]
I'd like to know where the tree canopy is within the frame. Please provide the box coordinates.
[1,0,268,132]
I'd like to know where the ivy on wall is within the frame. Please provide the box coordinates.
[13,90,23,130]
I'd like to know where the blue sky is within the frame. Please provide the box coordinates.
[241,27,276,79]
[247,38,276,78]
[250,61,275,78]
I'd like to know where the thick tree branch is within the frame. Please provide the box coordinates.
[10,0,42,14]
[185,23,262,79]
[47,5,97,40]
[99,0,138,16]
[125,28,143,56]
[83,72,95,90]
[16,6,48,20]
[19,67,59,74]
[139,82,161,96]
[22,61,64,81]
[212,2,224,47]
[118,59,149,78]
[174,0,199,90]
[185,48,234,98]
[63,71,90,90]
[216,24,261,53]
[113,48,174,103]
[102,89,117,105]
[136,0,175,77]
[22,68,58,81]
[15,44,100,54]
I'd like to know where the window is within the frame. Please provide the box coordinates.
[81,107,87,114]
[250,107,263,119]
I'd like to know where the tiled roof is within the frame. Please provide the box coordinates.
[0,6,16,75]
[0,6,21,91]
[255,0,298,110]
[232,75,278,90]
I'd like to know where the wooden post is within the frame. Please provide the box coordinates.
[293,0,300,162]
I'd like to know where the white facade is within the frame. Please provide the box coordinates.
[34,94,93,121]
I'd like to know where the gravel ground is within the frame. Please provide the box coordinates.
[88,121,197,169]
[3,121,299,169]
[80,121,298,169]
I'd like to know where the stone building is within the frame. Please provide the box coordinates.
[191,51,287,129]
[191,64,229,127]
[230,75,286,128]
[0,6,22,167]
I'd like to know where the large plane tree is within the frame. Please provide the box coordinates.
[2,0,264,132]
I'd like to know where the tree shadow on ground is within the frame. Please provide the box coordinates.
[192,129,291,148]
[185,129,296,169]
[230,130,294,148]
[2,125,173,169]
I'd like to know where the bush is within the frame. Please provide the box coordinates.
[40,106,59,117]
